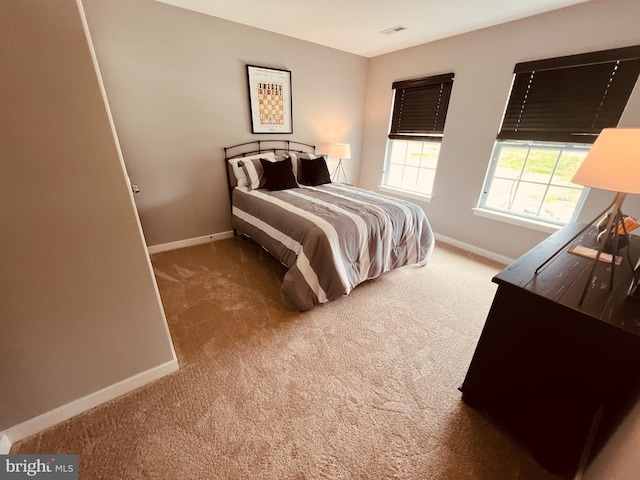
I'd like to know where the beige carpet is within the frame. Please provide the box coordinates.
[12,237,563,479]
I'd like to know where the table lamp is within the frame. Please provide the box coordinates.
[570,128,640,303]
[331,143,351,184]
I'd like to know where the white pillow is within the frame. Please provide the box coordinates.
[289,152,323,178]
[300,153,325,160]
[287,152,299,178]
[228,152,276,188]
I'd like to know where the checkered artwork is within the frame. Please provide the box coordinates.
[258,83,284,126]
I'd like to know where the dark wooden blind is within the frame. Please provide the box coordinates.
[498,45,640,144]
[389,73,454,141]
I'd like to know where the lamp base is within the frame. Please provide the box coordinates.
[597,230,628,253]
[331,158,349,184]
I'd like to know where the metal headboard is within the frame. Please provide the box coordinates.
[223,140,316,200]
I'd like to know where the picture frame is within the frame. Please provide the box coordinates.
[246,65,293,134]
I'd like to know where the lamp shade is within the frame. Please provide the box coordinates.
[571,128,640,194]
[332,143,351,159]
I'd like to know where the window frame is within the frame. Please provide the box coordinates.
[478,140,591,227]
[381,138,441,199]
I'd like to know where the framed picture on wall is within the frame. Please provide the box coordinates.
[247,65,293,134]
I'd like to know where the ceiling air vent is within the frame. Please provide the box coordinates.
[380,25,408,35]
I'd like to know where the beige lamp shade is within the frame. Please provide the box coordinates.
[333,143,351,159]
[571,128,640,194]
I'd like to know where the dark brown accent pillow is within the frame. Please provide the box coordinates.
[260,157,298,191]
[298,155,331,186]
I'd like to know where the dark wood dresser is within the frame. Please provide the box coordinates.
[460,223,640,478]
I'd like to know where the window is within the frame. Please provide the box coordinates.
[480,45,640,226]
[382,73,454,197]
[482,140,590,225]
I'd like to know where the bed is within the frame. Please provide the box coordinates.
[224,140,435,311]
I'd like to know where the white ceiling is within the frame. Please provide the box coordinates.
[155,0,591,57]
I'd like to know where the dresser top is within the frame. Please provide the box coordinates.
[495,222,640,335]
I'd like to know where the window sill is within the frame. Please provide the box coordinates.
[378,185,432,203]
[472,208,562,234]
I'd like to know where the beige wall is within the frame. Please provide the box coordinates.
[0,0,176,433]
[81,0,368,248]
[361,0,640,261]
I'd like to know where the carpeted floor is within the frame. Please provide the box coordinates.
[12,237,563,479]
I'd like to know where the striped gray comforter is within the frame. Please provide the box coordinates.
[232,183,434,311]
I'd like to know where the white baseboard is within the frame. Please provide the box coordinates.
[147,231,234,254]
[147,231,514,266]
[0,434,11,454]
[434,233,515,266]
[1,359,178,446]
